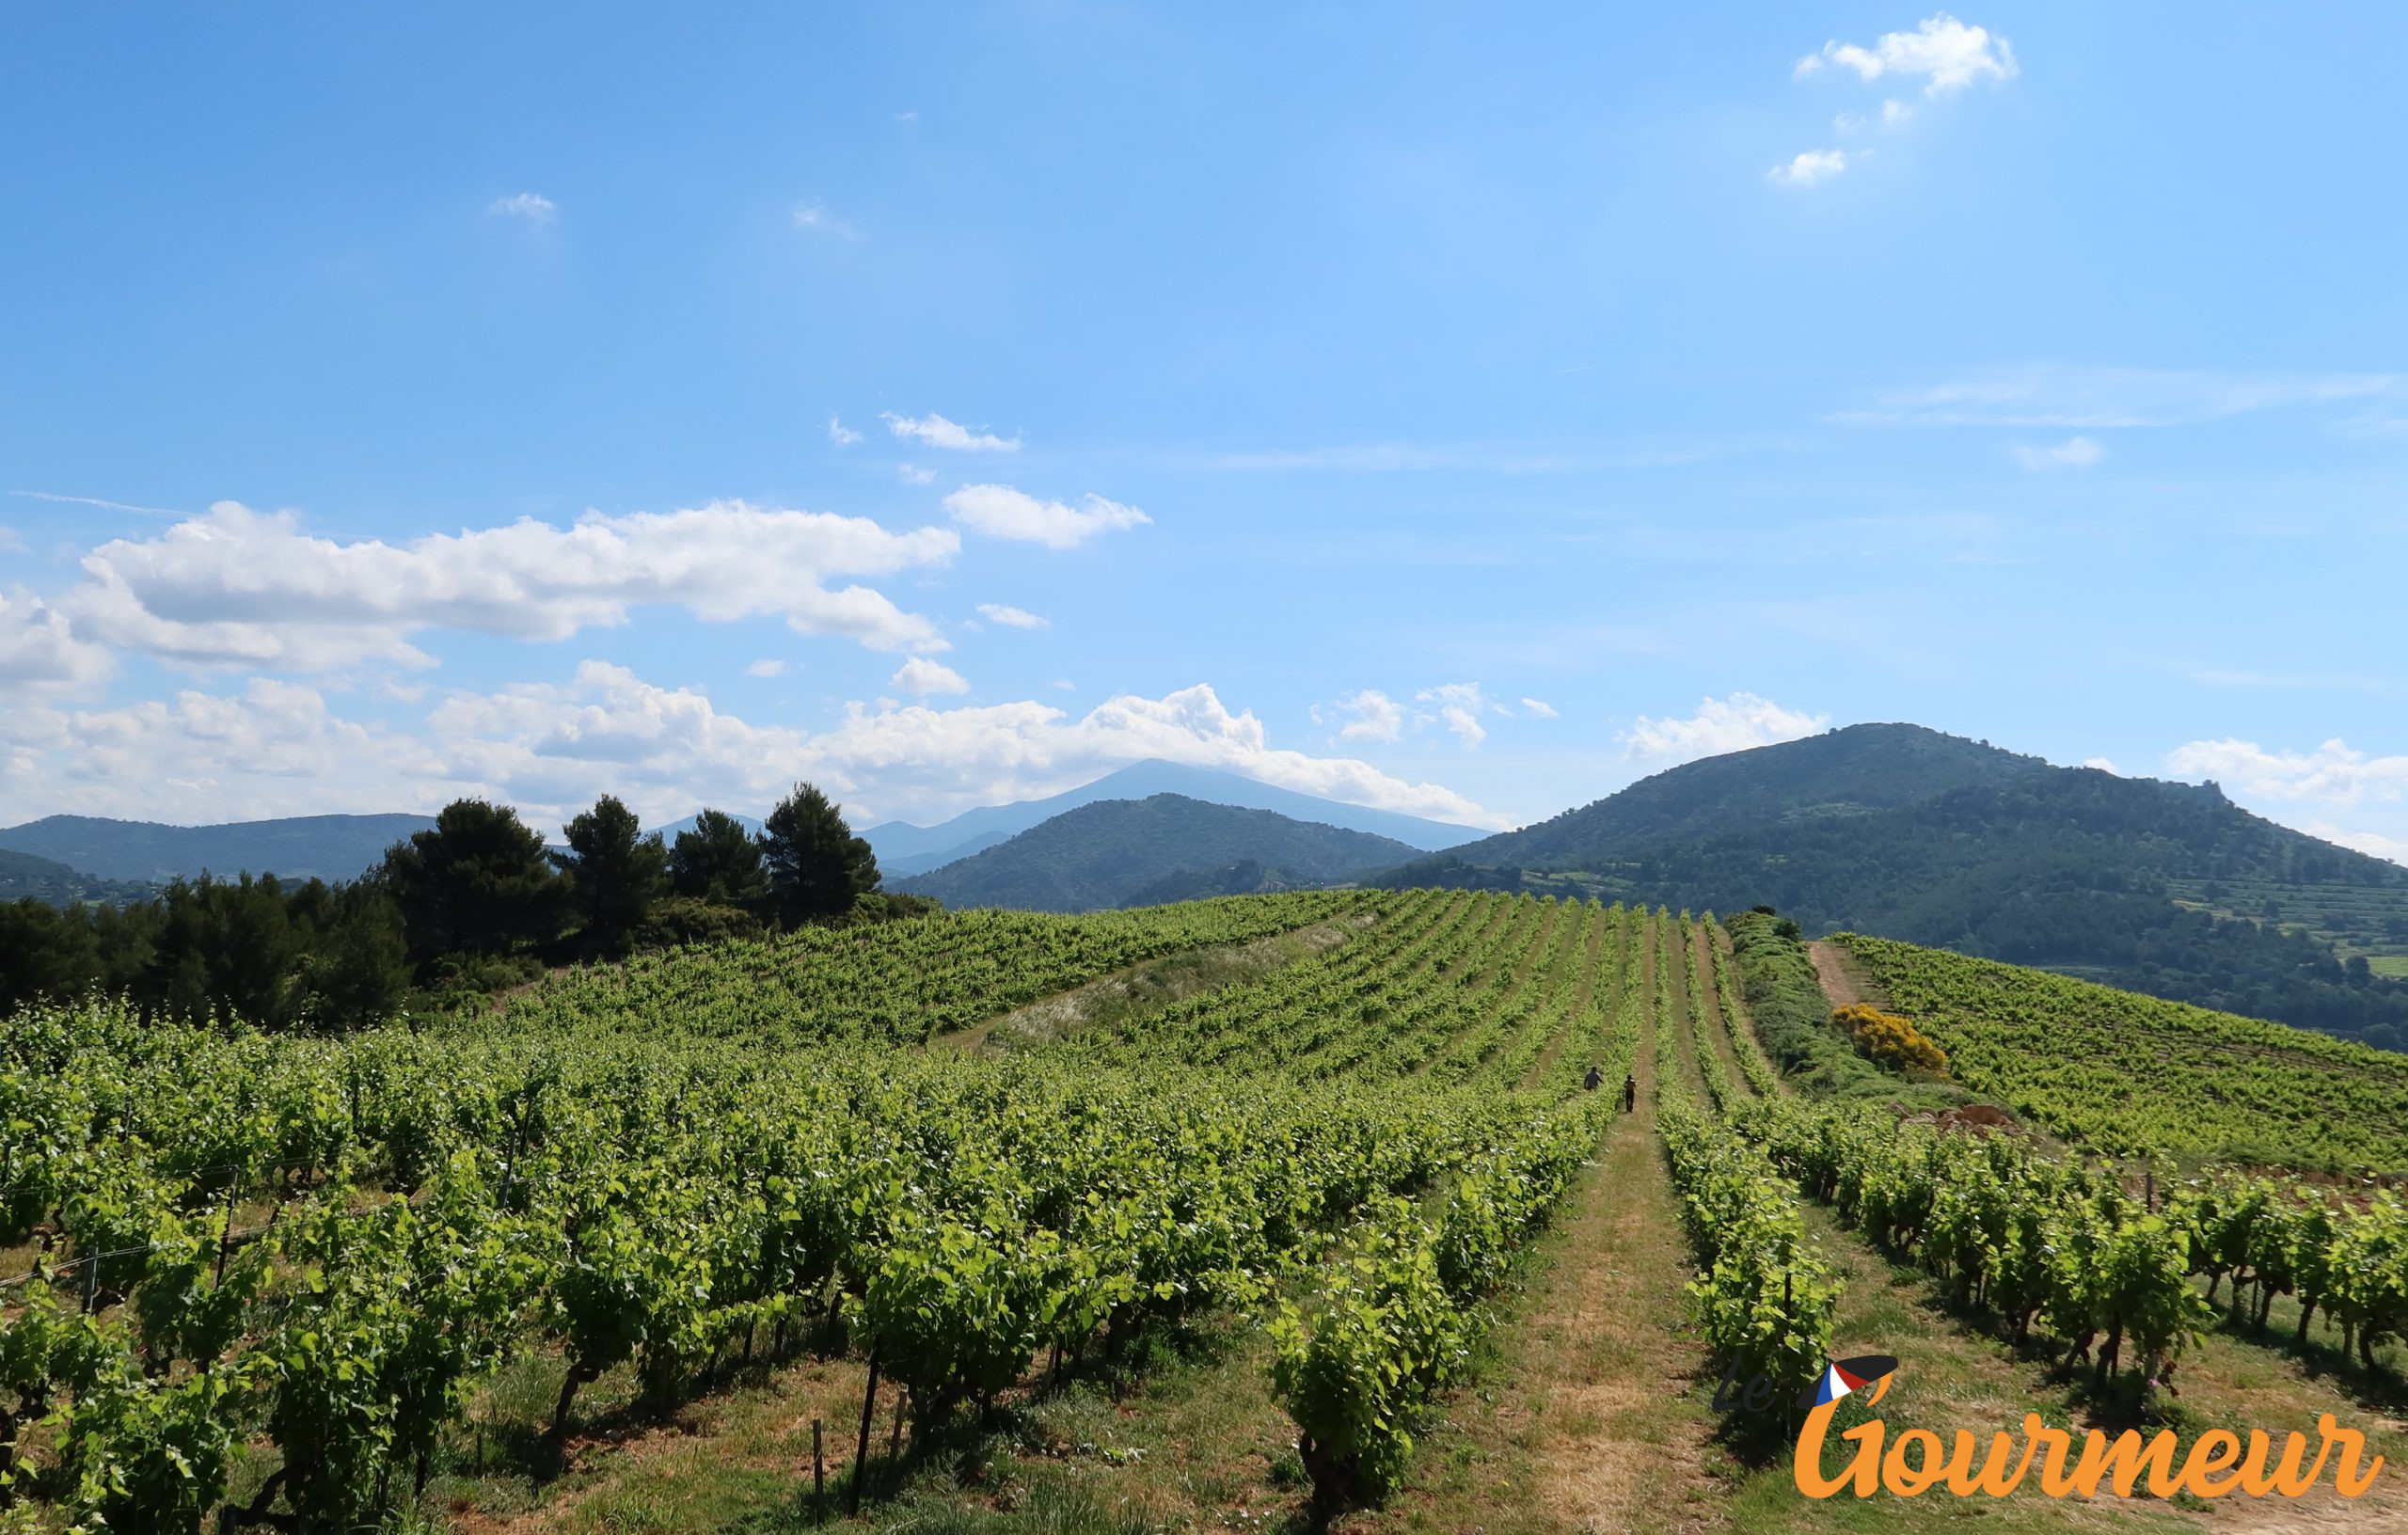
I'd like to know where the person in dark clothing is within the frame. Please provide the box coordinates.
[1623,1072,1637,1112]
[1583,1065,1604,1092]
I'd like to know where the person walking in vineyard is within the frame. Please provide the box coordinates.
[1584,1064,1604,1092]
[1623,1072,1637,1112]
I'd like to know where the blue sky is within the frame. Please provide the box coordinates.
[4,5,2404,857]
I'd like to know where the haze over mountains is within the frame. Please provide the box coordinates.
[859,760,1480,877]
[890,794,1421,912]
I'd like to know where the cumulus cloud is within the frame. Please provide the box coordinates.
[1321,689,1404,744]
[2083,757,2120,774]
[897,465,937,485]
[58,499,958,672]
[0,667,1503,831]
[2165,736,2408,811]
[882,412,1020,453]
[828,417,863,446]
[1521,697,1560,719]
[1796,14,2018,96]
[1769,149,1852,187]
[944,485,1150,549]
[1416,683,1490,749]
[2016,435,2106,470]
[891,657,971,697]
[1620,692,1830,765]
[1883,98,1915,127]
[976,604,1049,629]
[488,192,557,221]
[0,589,114,694]
[747,659,789,678]
[2309,824,2408,868]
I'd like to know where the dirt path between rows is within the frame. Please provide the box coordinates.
[1804,940,1868,1011]
[1356,952,1730,1535]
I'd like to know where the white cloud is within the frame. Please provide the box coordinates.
[1882,98,1915,127]
[2165,737,2408,812]
[891,657,971,697]
[1416,683,1490,750]
[793,201,860,239]
[0,589,114,694]
[2309,824,2408,868]
[1769,149,1851,187]
[57,498,958,673]
[882,412,1021,453]
[1796,15,2018,97]
[976,604,1049,629]
[1323,689,1404,744]
[943,484,1150,549]
[897,464,937,485]
[1620,692,1829,765]
[2016,435,2106,470]
[1520,697,1560,719]
[895,110,919,124]
[2083,757,2120,774]
[0,666,1507,831]
[746,658,789,678]
[488,192,557,222]
[828,417,863,447]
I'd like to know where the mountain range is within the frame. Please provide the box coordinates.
[1374,723,2408,1049]
[859,760,1478,877]
[0,813,439,885]
[890,794,1420,912]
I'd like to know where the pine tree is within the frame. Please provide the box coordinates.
[558,795,669,950]
[761,783,880,924]
[668,809,769,909]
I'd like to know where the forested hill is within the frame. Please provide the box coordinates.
[1374,723,2408,1050]
[0,849,156,906]
[0,812,437,883]
[893,794,1420,912]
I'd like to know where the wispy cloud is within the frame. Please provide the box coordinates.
[1796,14,2018,96]
[976,603,1048,629]
[746,658,789,678]
[944,485,1149,548]
[12,489,183,517]
[897,464,937,485]
[1833,367,2398,429]
[488,192,557,222]
[1416,683,1491,750]
[883,412,1021,452]
[793,201,861,239]
[828,417,863,447]
[1520,697,1560,719]
[2016,435,2105,470]
[2166,736,2408,812]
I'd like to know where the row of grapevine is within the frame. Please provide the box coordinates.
[1648,910,1838,1412]
[0,891,1621,1530]
[1729,1095,2408,1387]
[1830,932,2408,1168]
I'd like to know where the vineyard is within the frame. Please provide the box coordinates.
[0,894,2401,1533]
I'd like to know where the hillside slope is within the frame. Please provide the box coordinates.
[862,759,1479,876]
[0,848,156,905]
[1375,723,2408,1049]
[893,794,1420,912]
[0,813,437,883]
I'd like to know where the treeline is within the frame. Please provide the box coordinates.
[0,783,927,1029]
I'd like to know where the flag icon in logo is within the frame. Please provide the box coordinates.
[1801,1353,1897,1410]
